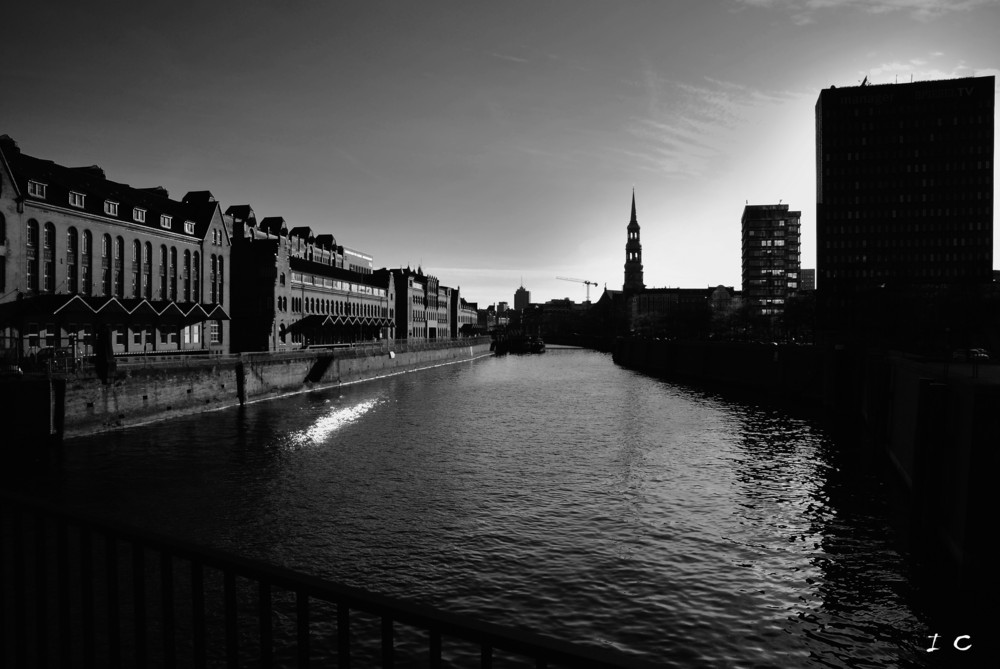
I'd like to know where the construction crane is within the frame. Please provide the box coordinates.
[556,276,598,302]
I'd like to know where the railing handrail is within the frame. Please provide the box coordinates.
[0,488,654,668]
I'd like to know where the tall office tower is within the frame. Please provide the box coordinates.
[741,204,802,318]
[815,76,994,332]
[623,189,645,296]
[514,284,530,311]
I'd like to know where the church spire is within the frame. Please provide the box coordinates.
[623,189,645,295]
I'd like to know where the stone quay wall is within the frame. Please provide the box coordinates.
[6,340,492,441]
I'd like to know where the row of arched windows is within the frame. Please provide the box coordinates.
[24,219,225,304]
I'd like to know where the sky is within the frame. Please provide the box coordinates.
[2,0,998,307]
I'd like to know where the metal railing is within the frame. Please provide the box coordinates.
[0,491,653,668]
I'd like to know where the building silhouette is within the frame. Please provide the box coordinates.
[623,189,645,296]
[741,204,801,319]
[815,75,994,339]
[514,284,530,311]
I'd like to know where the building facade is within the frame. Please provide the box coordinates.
[815,76,994,333]
[0,135,231,361]
[741,204,802,318]
[227,205,391,351]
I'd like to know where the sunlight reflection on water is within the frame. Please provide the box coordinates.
[291,396,383,448]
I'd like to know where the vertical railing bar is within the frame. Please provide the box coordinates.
[106,534,121,669]
[337,602,350,668]
[133,542,147,668]
[161,550,176,668]
[80,527,96,669]
[0,502,8,669]
[259,580,273,668]
[191,560,207,669]
[381,616,394,668]
[481,642,493,668]
[35,512,48,666]
[13,508,27,668]
[429,628,442,668]
[0,501,8,666]
[57,517,72,667]
[225,569,238,669]
[297,590,310,668]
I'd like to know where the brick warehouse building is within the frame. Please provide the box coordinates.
[226,205,393,352]
[815,76,994,340]
[0,135,231,362]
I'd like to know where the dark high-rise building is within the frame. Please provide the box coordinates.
[741,204,802,318]
[815,76,994,332]
[623,190,645,295]
[514,284,530,311]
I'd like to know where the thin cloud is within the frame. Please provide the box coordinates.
[733,0,999,22]
[489,52,529,64]
[865,58,985,82]
[624,73,805,179]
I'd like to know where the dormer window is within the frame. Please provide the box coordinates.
[160,214,172,229]
[133,207,146,223]
[184,220,195,234]
[104,200,119,216]
[28,181,47,198]
[69,191,86,208]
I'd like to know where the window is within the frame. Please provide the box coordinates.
[160,215,172,230]
[133,207,146,223]
[184,220,195,234]
[26,220,39,292]
[105,200,119,216]
[28,181,47,198]
[67,228,79,293]
[193,252,200,300]
[69,191,86,208]
[43,223,56,292]
[143,242,153,299]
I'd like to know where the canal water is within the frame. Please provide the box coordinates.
[22,349,941,666]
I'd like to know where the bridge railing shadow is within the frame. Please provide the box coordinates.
[0,490,652,668]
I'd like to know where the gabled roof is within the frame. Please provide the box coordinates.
[289,226,315,241]
[259,216,288,237]
[0,135,220,242]
[225,204,256,225]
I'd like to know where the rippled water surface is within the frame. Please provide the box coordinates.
[27,349,935,666]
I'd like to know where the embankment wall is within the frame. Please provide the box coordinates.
[5,342,491,441]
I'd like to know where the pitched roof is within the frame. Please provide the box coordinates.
[258,216,287,236]
[0,135,220,241]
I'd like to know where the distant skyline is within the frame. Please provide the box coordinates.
[3,1,997,307]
